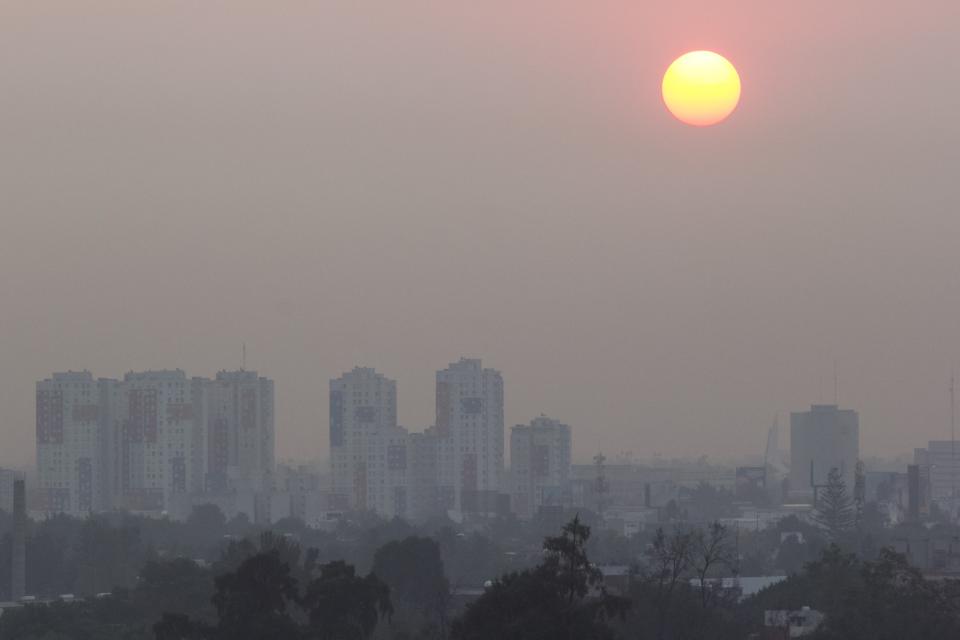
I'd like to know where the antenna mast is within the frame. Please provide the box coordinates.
[242,343,247,371]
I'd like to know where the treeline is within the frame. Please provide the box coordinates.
[3,516,960,640]
[0,505,540,601]
[4,478,960,603]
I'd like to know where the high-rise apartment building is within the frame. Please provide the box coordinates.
[113,370,206,512]
[435,358,504,514]
[36,368,275,518]
[329,367,400,513]
[511,415,572,519]
[205,370,275,495]
[789,404,859,502]
[36,371,111,515]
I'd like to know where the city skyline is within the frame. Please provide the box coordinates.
[7,357,959,471]
[1,2,958,469]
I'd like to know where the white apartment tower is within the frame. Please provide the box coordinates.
[205,370,275,496]
[435,358,504,515]
[329,367,404,515]
[36,368,275,517]
[511,415,572,519]
[114,370,206,512]
[36,372,111,515]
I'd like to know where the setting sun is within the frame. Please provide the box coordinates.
[662,51,741,127]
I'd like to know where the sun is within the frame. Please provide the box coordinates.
[662,51,741,127]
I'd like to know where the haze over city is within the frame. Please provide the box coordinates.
[2,1,959,468]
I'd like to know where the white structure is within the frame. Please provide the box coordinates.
[36,368,275,519]
[914,440,960,519]
[789,404,859,502]
[36,372,111,515]
[511,415,572,518]
[113,370,206,512]
[435,358,505,515]
[329,367,404,515]
[204,370,275,496]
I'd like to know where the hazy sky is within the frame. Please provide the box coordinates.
[1,1,959,467]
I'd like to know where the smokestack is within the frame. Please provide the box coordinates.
[11,478,26,601]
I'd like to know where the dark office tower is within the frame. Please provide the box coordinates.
[12,478,26,601]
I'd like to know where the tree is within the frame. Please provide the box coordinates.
[813,467,855,540]
[209,550,300,640]
[644,526,695,640]
[154,612,206,640]
[372,536,449,635]
[450,516,629,640]
[691,522,736,610]
[300,560,393,640]
[135,557,215,627]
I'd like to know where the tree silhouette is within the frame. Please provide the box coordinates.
[451,516,629,640]
[300,560,392,640]
[372,536,449,634]
[813,467,855,540]
[209,550,300,640]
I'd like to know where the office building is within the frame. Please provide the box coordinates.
[914,440,960,520]
[511,415,572,519]
[789,404,859,502]
[0,468,15,513]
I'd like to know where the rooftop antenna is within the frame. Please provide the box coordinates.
[242,343,247,371]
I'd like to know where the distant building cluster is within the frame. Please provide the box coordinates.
[32,359,580,525]
[35,369,274,521]
[328,359,573,523]
[36,363,959,537]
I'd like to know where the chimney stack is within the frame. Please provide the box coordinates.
[11,478,26,601]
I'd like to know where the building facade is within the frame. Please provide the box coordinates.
[329,367,400,513]
[35,368,274,519]
[36,371,111,515]
[435,358,505,515]
[205,370,275,496]
[112,370,204,513]
[0,468,17,514]
[914,440,960,520]
[510,416,572,519]
[789,404,859,502]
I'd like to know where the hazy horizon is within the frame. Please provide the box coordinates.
[2,1,959,468]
